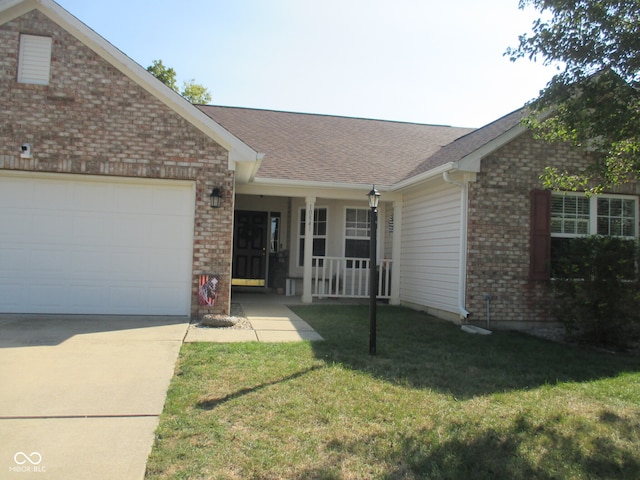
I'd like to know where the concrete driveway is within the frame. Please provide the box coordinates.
[0,314,189,480]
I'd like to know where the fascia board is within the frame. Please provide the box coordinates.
[1,0,261,165]
[390,163,456,192]
[391,123,528,192]
[0,0,36,23]
[234,153,265,183]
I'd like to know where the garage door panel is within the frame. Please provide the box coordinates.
[31,283,68,309]
[114,185,154,213]
[112,215,150,246]
[73,183,114,212]
[148,250,189,278]
[109,285,149,310]
[71,248,114,276]
[0,211,33,240]
[108,251,147,277]
[151,286,189,311]
[150,216,192,247]
[1,247,29,273]
[31,248,68,276]
[34,213,74,241]
[0,284,24,309]
[152,187,193,215]
[37,179,74,210]
[69,285,106,311]
[1,180,33,207]
[0,175,194,315]
[72,214,110,245]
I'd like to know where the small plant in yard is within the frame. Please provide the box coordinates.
[146,305,640,479]
[552,235,640,350]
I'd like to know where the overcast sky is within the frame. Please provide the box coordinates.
[56,0,558,128]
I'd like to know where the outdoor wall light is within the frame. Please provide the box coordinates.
[209,187,222,208]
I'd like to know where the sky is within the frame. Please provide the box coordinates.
[56,0,558,128]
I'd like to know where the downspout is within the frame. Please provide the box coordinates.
[442,171,471,320]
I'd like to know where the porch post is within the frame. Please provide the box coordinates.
[301,196,316,303]
[390,200,402,305]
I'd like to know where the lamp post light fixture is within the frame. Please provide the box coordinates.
[368,185,380,355]
[209,187,222,209]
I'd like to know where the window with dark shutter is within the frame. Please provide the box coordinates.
[530,189,551,281]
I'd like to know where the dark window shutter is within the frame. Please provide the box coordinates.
[530,189,551,281]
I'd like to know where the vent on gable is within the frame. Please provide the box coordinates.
[17,34,52,85]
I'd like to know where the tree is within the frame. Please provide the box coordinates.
[507,0,640,193]
[146,59,178,92]
[146,59,212,105]
[181,79,212,104]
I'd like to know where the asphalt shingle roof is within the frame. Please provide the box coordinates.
[400,108,526,181]
[198,106,529,187]
[198,106,475,186]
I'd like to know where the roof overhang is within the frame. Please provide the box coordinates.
[237,177,402,202]
[0,0,263,168]
[455,123,527,172]
[391,121,528,192]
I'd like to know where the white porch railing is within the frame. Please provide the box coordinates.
[311,257,392,299]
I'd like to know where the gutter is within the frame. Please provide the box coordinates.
[442,171,471,320]
[391,162,457,191]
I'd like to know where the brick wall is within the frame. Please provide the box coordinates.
[0,11,233,317]
[466,131,600,328]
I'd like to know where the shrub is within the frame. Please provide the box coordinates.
[551,235,640,349]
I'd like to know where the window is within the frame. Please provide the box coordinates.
[345,208,370,260]
[551,193,637,239]
[597,197,636,237]
[17,35,52,85]
[270,213,280,252]
[298,207,327,266]
[550,193,638,276]
[551,195,590,235]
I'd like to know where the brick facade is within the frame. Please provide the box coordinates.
[0,11,233,317]
[466,131,640,328]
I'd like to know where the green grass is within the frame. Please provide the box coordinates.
[145,305,640,479]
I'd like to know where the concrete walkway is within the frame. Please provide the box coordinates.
[184,303,324,343]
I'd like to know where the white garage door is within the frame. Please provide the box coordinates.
[0,173,195,315]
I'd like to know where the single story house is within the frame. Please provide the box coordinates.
[2,0,638,328]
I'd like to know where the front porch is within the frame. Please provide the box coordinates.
[231,188,402,306]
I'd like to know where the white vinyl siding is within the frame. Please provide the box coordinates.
[400,183,461,313]
[17,34,52,85]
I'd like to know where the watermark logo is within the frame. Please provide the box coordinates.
[14,452,41,465]
[9,452,46,473]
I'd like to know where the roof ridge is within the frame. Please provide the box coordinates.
[199,104,472,130]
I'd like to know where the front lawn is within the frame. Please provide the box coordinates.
[145,305,640,479]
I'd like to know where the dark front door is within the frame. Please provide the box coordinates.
[232,211,268,286]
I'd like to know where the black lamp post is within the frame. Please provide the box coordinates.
[368,185,380,355]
